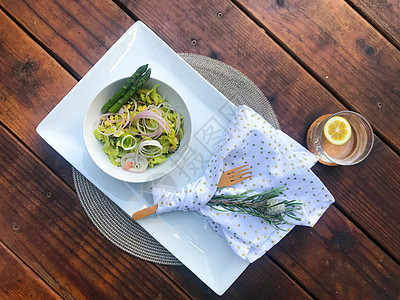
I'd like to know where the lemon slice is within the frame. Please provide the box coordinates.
[323,116,352,145]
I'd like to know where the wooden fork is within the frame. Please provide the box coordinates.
[217,164,252,188]
[132,164,252,221]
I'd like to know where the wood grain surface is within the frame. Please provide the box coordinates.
[237,0,400,152]
[1,0,399,298]
[0,10,76,188]
[348,0,400,48]
[1,0,134,78]
[0,242,61,300]
[269,206,400,299]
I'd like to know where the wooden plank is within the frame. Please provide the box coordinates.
[0,242,61,300]
[118,0,400,262]
[311,140,400,260]
[269,206,400,299]
[156,256,313,299]
[0,10,312,298]
[1,0,134,78]
[236,0,400,152]
[347,0,400,48]
[0,125,190,300]
[0,10,77,188]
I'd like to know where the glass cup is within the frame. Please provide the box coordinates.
[307,111,374,166]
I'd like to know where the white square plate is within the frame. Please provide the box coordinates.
[36,21,248,295]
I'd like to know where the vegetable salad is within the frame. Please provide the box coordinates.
[94,66,184,173]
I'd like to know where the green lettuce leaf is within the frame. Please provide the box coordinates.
[148,155,166,167]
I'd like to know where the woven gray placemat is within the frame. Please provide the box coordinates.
[72,53,280,265]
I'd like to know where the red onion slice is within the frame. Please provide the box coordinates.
[132,110,171,136]
[121,105,131,127]
[175,113,181,138]
[96,112,125,136]
[147,105,164,118]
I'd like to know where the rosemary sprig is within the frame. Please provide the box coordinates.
[207,187,302,231]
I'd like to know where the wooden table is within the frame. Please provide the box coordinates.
[1,1,399,299]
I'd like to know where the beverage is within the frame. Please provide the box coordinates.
[307,111,374,166]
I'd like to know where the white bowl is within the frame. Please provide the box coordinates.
[83,77,192,183]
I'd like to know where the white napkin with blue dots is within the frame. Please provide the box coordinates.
[152,105,334,262]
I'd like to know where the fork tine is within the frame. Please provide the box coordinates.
[228,167,251,177]
[228,175,253,186]
[225,164,249,174]
[218,164,253,188]
[229,171,252,181]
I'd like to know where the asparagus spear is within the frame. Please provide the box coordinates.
[101,64,148,113]
[108,68,151,113]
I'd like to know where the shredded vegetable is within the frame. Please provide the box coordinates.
[94,83,184,173]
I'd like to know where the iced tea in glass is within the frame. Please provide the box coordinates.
[307,111,374,166]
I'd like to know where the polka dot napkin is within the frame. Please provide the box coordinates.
[152,105,335,262]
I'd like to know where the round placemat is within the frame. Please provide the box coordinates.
[72,53,280,265]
